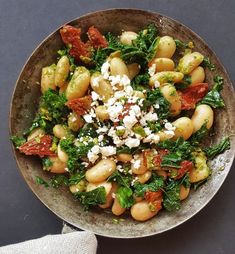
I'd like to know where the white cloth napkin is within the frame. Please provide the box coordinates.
[0,230,97,254]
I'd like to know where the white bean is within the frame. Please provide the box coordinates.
[150,58,175,72]
[110,57,129,77]
[131,201,158,221]
[178,52,204,74]
[172,117,194,140]
[41,64,56,93]
[116,153,132,163]
[55,55,70,87]
[27,128,45,141]
[179,185,190,200]
[120,31,138,45]
[155,36,176,58]
[48,156,67,174]
[160,83,181,116]
[136,171,152,184]
[150,71,184,86]
[189,66,205,85]
[127,63,140,79]
[191,104,214,133]
[57,144,68,163]
[112,195,126,216]
[85,159,116,183]
[66,66,90,100]
[95,105,109,121]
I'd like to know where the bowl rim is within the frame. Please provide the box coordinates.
[9,8,235,238]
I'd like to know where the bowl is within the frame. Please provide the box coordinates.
[9,9,235,238]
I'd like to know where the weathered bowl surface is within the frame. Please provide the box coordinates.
[9,9,235,238]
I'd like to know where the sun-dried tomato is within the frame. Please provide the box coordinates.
[153,149,169,168]
[60,25,81,44]
[60,25,91,60]
[179,83,209,110]
[145,190,163,211]
[19,135,56,157]
[87,26,108,49]
[66,96,92,115]
[175,160,194,179]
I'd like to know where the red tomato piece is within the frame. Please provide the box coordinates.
[19,135,56,157]
[87,26,108,49]
[153,149,169,168]
[179,83,209,110]
[145,190,163,211]
[60,25,81,44]
[66,96,92,115]
[175,160,194,179]
[60,25,91,60]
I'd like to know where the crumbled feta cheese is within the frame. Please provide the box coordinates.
[143,111,158,122]
[100,146,117,157]
[101,61,110,79]
[64,167,69,172]
[164,122,176,131]
[123,114,138,130]
[96,126,108,134]
[133,159,141,169]
[130,105,141,117]
[144,127,152,136]
[107,102,123,121]
[91,91,100,101]
[87,145,100,163]
[125,137,140,148]
[81,162,89,167]
[117,165,124,172]
[98,135,104,142]
[164,130,175,138]
[131,177,139,186]
[109,75,121,86]
[92,76,102,87]
[148,64,156,77]
[154,103,160,109]
[121,75,131,86]
[83,114,93,123]
[125,85,133,96]
[154,80,160,88]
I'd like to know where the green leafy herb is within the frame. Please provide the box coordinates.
[35,176,49,188]
[10,136,26,148]
[42,157,53,170]
[175,74,192,89]
[200,75,225,108]
[131,73,150,91]
[116,187,135,208]
[147,121,163,133]
[91,24,159,70]
[26,89,69,134]
[68,172,85,185]
[134,174,164,197]
[143,88,170,119]
[161,153,182,168]
[108,170,132,188]
[190,123,208,146]
[50,175,69,188]
[174,39,193,49]
[60,138,93,172]
[204,137,230,159]
[163,179,181,211]
[74,187,106,210]
[192,179,207,190]
[157,137,194,162]
[202,57,215,71]
[79,123,97,138]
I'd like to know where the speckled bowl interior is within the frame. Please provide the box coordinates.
[9,9,235,238]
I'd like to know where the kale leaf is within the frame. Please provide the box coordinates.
[134,174,164,197]
[202,57,215,71]
[143,88,170,119]
[10,136,26,148]
[74,187,106,210]
[108,170,132,188]
[131,73,150,91]
[35,176,49,188]
[190,123,209,146]
[175,74,192,89]
[200,75,225,108]
[163,179,181,211]
[204,137,230,159]
[50,175,69,188]
[116,187,135,208]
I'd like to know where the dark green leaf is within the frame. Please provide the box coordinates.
[42,157,53,170]
[200,75,225,108]
[190,123,208,146]
[192,179,207,190]
[204,137,230,159]
[68,172,85,185]
[50,175,69,188]
[134,174,164,197]
[10,136,26,148]
[108,170,132,188]
[35,176,49,188]
[161,153,182,168]
[116,187,134,208]
[74,187,106,210]
[175,75,192,89]
[163,179,181,211]
[202,57,215,71]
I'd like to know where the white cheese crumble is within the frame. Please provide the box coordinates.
[154,80,160,88]
[148,64,156,77]
[83,114,93,123]
[100,146,117,157]
[91,91,100,101]
[132,159,141,169]
[123,114,138,130]
[125,137,140,148]
[101,61,110,79]
[164,122,176,131]
[87,145,100,163]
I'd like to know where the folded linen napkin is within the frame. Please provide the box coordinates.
[0,225,97,254]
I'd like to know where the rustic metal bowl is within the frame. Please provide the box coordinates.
[9,9,235,238]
